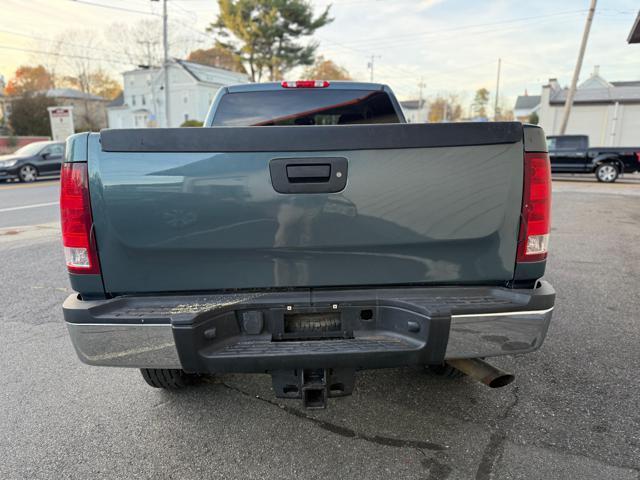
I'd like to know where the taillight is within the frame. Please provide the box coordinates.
[60,163,100,274]
[281,80,330,88]
[517,152,551,263]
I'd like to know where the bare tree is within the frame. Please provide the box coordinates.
[33,38,65,87]
[105,20,165,67]
[104,19,207,68]
[54,30,108,130]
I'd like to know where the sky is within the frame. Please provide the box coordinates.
[1,0,639,111]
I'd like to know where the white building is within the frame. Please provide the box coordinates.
[399,99,429,123]
[107,60,248,128]
[513,93,540,123]
[537,67,640,146]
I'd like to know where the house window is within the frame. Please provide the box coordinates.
[184,95,188,104]
[132,95,136,106]
[184,114,189,122]
[142,95,146,106]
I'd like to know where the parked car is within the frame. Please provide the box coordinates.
[547,134,640,183]
[60,81,555,409]
[0,141,65,182]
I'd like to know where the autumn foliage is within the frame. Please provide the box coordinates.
[5,65,54,97]
[303,56,351,80]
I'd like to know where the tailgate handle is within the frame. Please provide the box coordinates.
[270,157,348,194]
[286,164,331,183]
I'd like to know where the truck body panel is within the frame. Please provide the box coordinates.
[88,124,524,294]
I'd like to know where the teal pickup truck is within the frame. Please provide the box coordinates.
[61,81,555,408]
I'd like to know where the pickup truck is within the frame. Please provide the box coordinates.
[61,81,555,409]
[547,134,640,183]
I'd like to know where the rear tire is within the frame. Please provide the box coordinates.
[595,163,619,183]
[140,368,200,389]
[426,364,465,379]
[18,164,38,182]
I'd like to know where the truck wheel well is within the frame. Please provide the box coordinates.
[593,158,623,172]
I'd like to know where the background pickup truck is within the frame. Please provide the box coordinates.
[547,134,640,183]
[61,81,555,409]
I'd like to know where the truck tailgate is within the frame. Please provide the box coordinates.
[90,123,524,294]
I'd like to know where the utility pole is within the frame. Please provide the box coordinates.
[367,55,380,82]
[493,58,501,121]
[559,0,597,135]
[136,40,155,67]
[151,0,170,127]
[418,78,426,122]
[162,0,170,128]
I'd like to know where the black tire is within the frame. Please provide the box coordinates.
[18,164,38,182]
[595,163,619,183]
[425,364,465,379]
[140,368,199,389]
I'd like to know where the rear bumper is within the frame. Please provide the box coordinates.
[63,282,555,371]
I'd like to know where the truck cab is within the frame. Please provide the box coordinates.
[547,135,590,173]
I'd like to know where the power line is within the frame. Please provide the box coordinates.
[0,29,122,56]
[70,0,160,16]
[321,10,588,50]
[0,44,136,66]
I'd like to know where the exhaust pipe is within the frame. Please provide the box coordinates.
[447,358,515,388]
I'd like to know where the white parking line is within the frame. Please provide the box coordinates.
[0,202,59,213]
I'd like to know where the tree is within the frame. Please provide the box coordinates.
[105,19,204,68]
[472,87,490,118]
[5,65,54,96]
[187,45,246,73]
[9,95,56,136]
[211,0,332,82]
[60,69,122,100]
[496,109,514,121]
[303,56,350,80]
[528,111,539,125]
[105,20,165,67]
[428,95,462,122]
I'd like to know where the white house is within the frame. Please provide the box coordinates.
[537,67,640,146]
[107,60,248,128]
[399,99,429,123]
[513,93,540,123]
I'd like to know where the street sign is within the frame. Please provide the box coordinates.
[47,106,75,141]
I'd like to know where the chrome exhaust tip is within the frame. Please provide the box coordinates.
[446,358,515,388]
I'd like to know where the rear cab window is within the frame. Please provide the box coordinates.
[211,89,401,126]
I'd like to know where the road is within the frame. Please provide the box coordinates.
[0,180,59,229]
[1,176,639,479]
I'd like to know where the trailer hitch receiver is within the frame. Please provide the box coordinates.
[271,368,356,409]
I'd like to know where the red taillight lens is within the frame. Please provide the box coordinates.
[517,152,551,263]
[281,80,330,88]
[60,163,100,274]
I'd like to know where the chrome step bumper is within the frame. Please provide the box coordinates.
[63,282,555,370]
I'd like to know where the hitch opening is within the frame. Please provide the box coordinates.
[271,367,356,409]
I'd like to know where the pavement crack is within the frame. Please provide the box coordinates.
[474,385,520,480]
[419,449,453,480]
[221,381,448,452]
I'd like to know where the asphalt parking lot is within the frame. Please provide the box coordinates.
[1,175,639,479]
